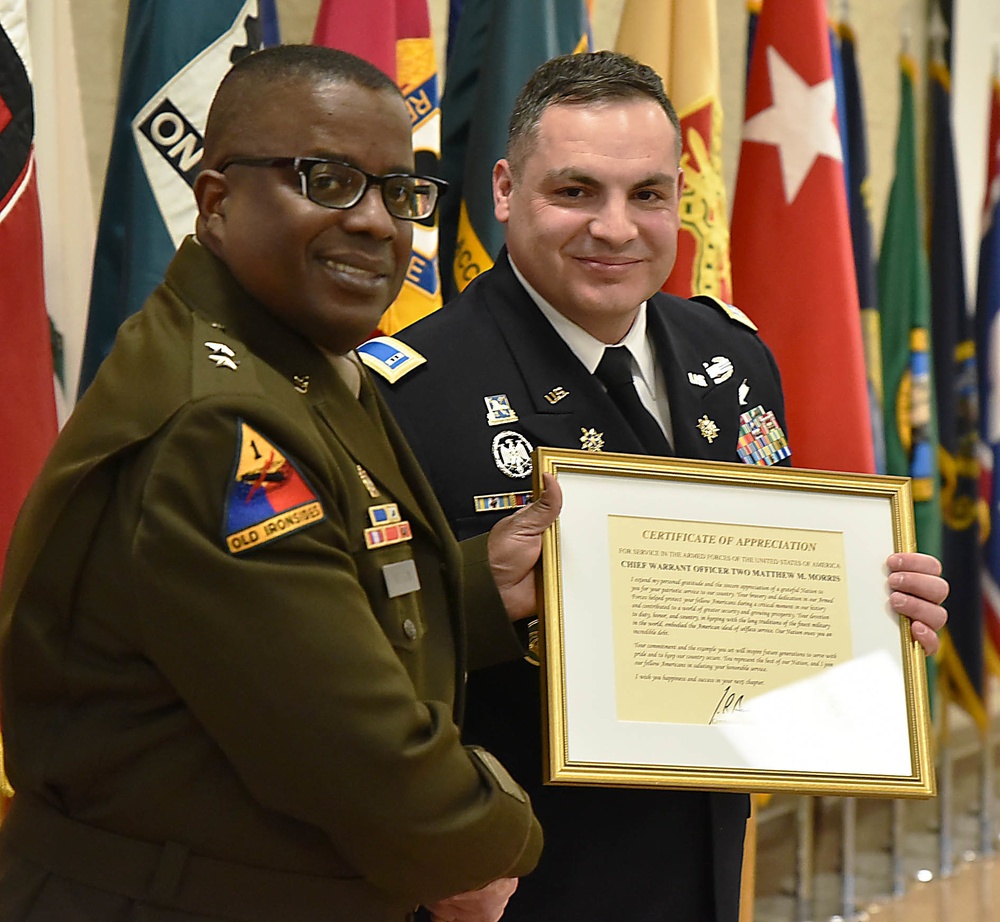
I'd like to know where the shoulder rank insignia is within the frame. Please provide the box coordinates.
[356,336,426,383]
[224,421,325,554]
[690,294,758,332]
[205,341,239,371]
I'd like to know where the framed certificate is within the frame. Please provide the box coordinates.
[534,448,935,798]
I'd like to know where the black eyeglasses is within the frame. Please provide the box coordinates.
[218,156,448,221]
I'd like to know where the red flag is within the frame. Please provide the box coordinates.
[730,0,873,473]
[313,0,443,334]
[0,5,58,575]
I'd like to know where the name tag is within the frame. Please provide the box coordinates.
[382,559,421,598]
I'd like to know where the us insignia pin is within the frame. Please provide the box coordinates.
[292,375,310,394]
[368,503,401,526]
[364,521,413,550]
[544,386,570,405]
[579,427,604,451]
[697,416,720,443]
[492,431,533,479]
[356,465,380,498]
[485,394,518,426]
[736,406,792,466]
[224,421,325,554]
[205,341,239,371]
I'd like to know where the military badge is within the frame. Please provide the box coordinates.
[356,336,426,383]
[688,372,709,387]
[544,386,570,405]
[205,341,238,371]
[703,355,734,384]
[579,427,605,451]
[485,394,518,426]
[224,421,325,554]
[364,521,413,550]
[474,491,533,513]
[697,416,720,443]
[492,430,533,479]
[368,503,401,526]
[736,406,792,466]
[356,464,380,498]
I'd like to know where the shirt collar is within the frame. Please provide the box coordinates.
[507,253,655,389]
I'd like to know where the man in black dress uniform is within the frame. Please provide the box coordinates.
[368,51,948,922]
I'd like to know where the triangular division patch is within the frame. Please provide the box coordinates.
[224,421,325,554]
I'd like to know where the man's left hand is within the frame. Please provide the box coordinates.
[887,552,949,655]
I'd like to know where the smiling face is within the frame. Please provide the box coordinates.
[494,99,683,344]
[195,78,413,354]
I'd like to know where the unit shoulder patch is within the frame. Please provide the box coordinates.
[224,421,325,554]
[690,294,758,332]
[356,336,426,383]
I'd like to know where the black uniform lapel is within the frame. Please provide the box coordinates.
[480,253,648,456]
[647,295,742,462]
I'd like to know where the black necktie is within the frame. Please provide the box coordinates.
[594,347,673,455]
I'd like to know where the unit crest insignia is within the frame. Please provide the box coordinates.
[485,394,518,426]
[492,430,534,479]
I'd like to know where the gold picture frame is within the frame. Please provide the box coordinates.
[534,448,935,799]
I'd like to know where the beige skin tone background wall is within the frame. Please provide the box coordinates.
[73,0,998,297]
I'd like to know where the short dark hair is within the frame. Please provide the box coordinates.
[203,45,403,169]
[506,50,681,172]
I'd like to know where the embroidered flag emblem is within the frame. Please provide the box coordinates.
[224,421,325,554]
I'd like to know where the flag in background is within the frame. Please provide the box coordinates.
[879,52,941,711]
[313,0,442,335]
[259,0,280,47]
[616,0,730,301]
[976,68,1000,673]
[879,54,942,559]
[730,0,874,474]
[0,0,59,577]
[78,0,265,396]
[438,0,590,298]
[927,31,987,731]
[26,0,95,424]
[837,18,886,474]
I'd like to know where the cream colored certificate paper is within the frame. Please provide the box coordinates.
[608,516,852,725]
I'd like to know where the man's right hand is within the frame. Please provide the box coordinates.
[425,877,519,922]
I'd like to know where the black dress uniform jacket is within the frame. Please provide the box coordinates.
[374,252,789,922]
[0,240,541,922]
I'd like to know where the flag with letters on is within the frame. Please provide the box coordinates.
[616,0,730,301]
[0,0,58,577]
[976,70,1000,673]
[313,0,442,334]
[439,0,590,298]
[730,0,873,474]
[78,0,265,395]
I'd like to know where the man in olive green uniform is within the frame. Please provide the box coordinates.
[0,46,556,922]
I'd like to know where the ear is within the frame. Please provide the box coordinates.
[193,169,229,255]
[493,159,514,224]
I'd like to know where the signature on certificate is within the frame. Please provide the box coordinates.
[710,684,745,725]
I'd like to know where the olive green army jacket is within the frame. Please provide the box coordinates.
[0,239,539,922]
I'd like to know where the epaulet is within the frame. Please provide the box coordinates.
[689,294,758,333]
[356,335,427,383]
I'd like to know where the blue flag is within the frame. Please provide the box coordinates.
[928,52,986,731]
[838,21,886,474]
[78,0,266,395]
[976,75,1000,673]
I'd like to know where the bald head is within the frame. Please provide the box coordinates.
[202,45,403,171]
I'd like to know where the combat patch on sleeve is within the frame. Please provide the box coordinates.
[690,294,758,332]
[224,421,326,554]
[356,336,426,383]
